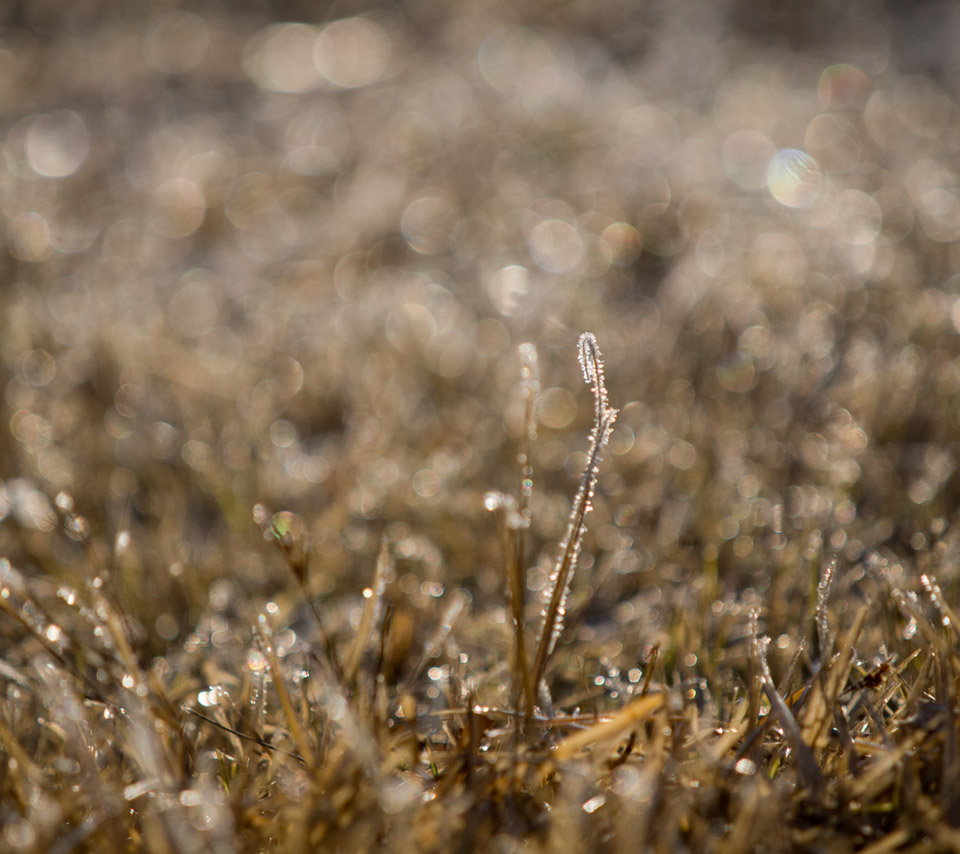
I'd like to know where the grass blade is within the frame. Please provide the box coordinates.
[531,333,618,701]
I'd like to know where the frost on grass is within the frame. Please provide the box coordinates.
[8,5,960,851]
[532,333,618,698]
[816,555,837,660]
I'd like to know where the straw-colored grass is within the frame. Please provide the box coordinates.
[4,3,960,852]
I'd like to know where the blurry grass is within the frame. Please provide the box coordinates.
[2,333,960,854]
[5,1,960,852]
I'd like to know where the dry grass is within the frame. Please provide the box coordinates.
[4,2,960,852]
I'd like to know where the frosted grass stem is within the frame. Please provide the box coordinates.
[531,333,618,701]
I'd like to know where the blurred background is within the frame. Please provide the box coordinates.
[4,0,960,661]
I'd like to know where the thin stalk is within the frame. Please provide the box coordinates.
[514,342,540,718]
[531,333,618,699]
[343,535,395,692]
[486,493,536,720]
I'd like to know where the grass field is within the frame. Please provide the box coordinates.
[4,1,960,851]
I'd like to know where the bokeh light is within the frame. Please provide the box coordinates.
[766,149,823,208]
[26,111,89,178]
[313,17,391,89]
